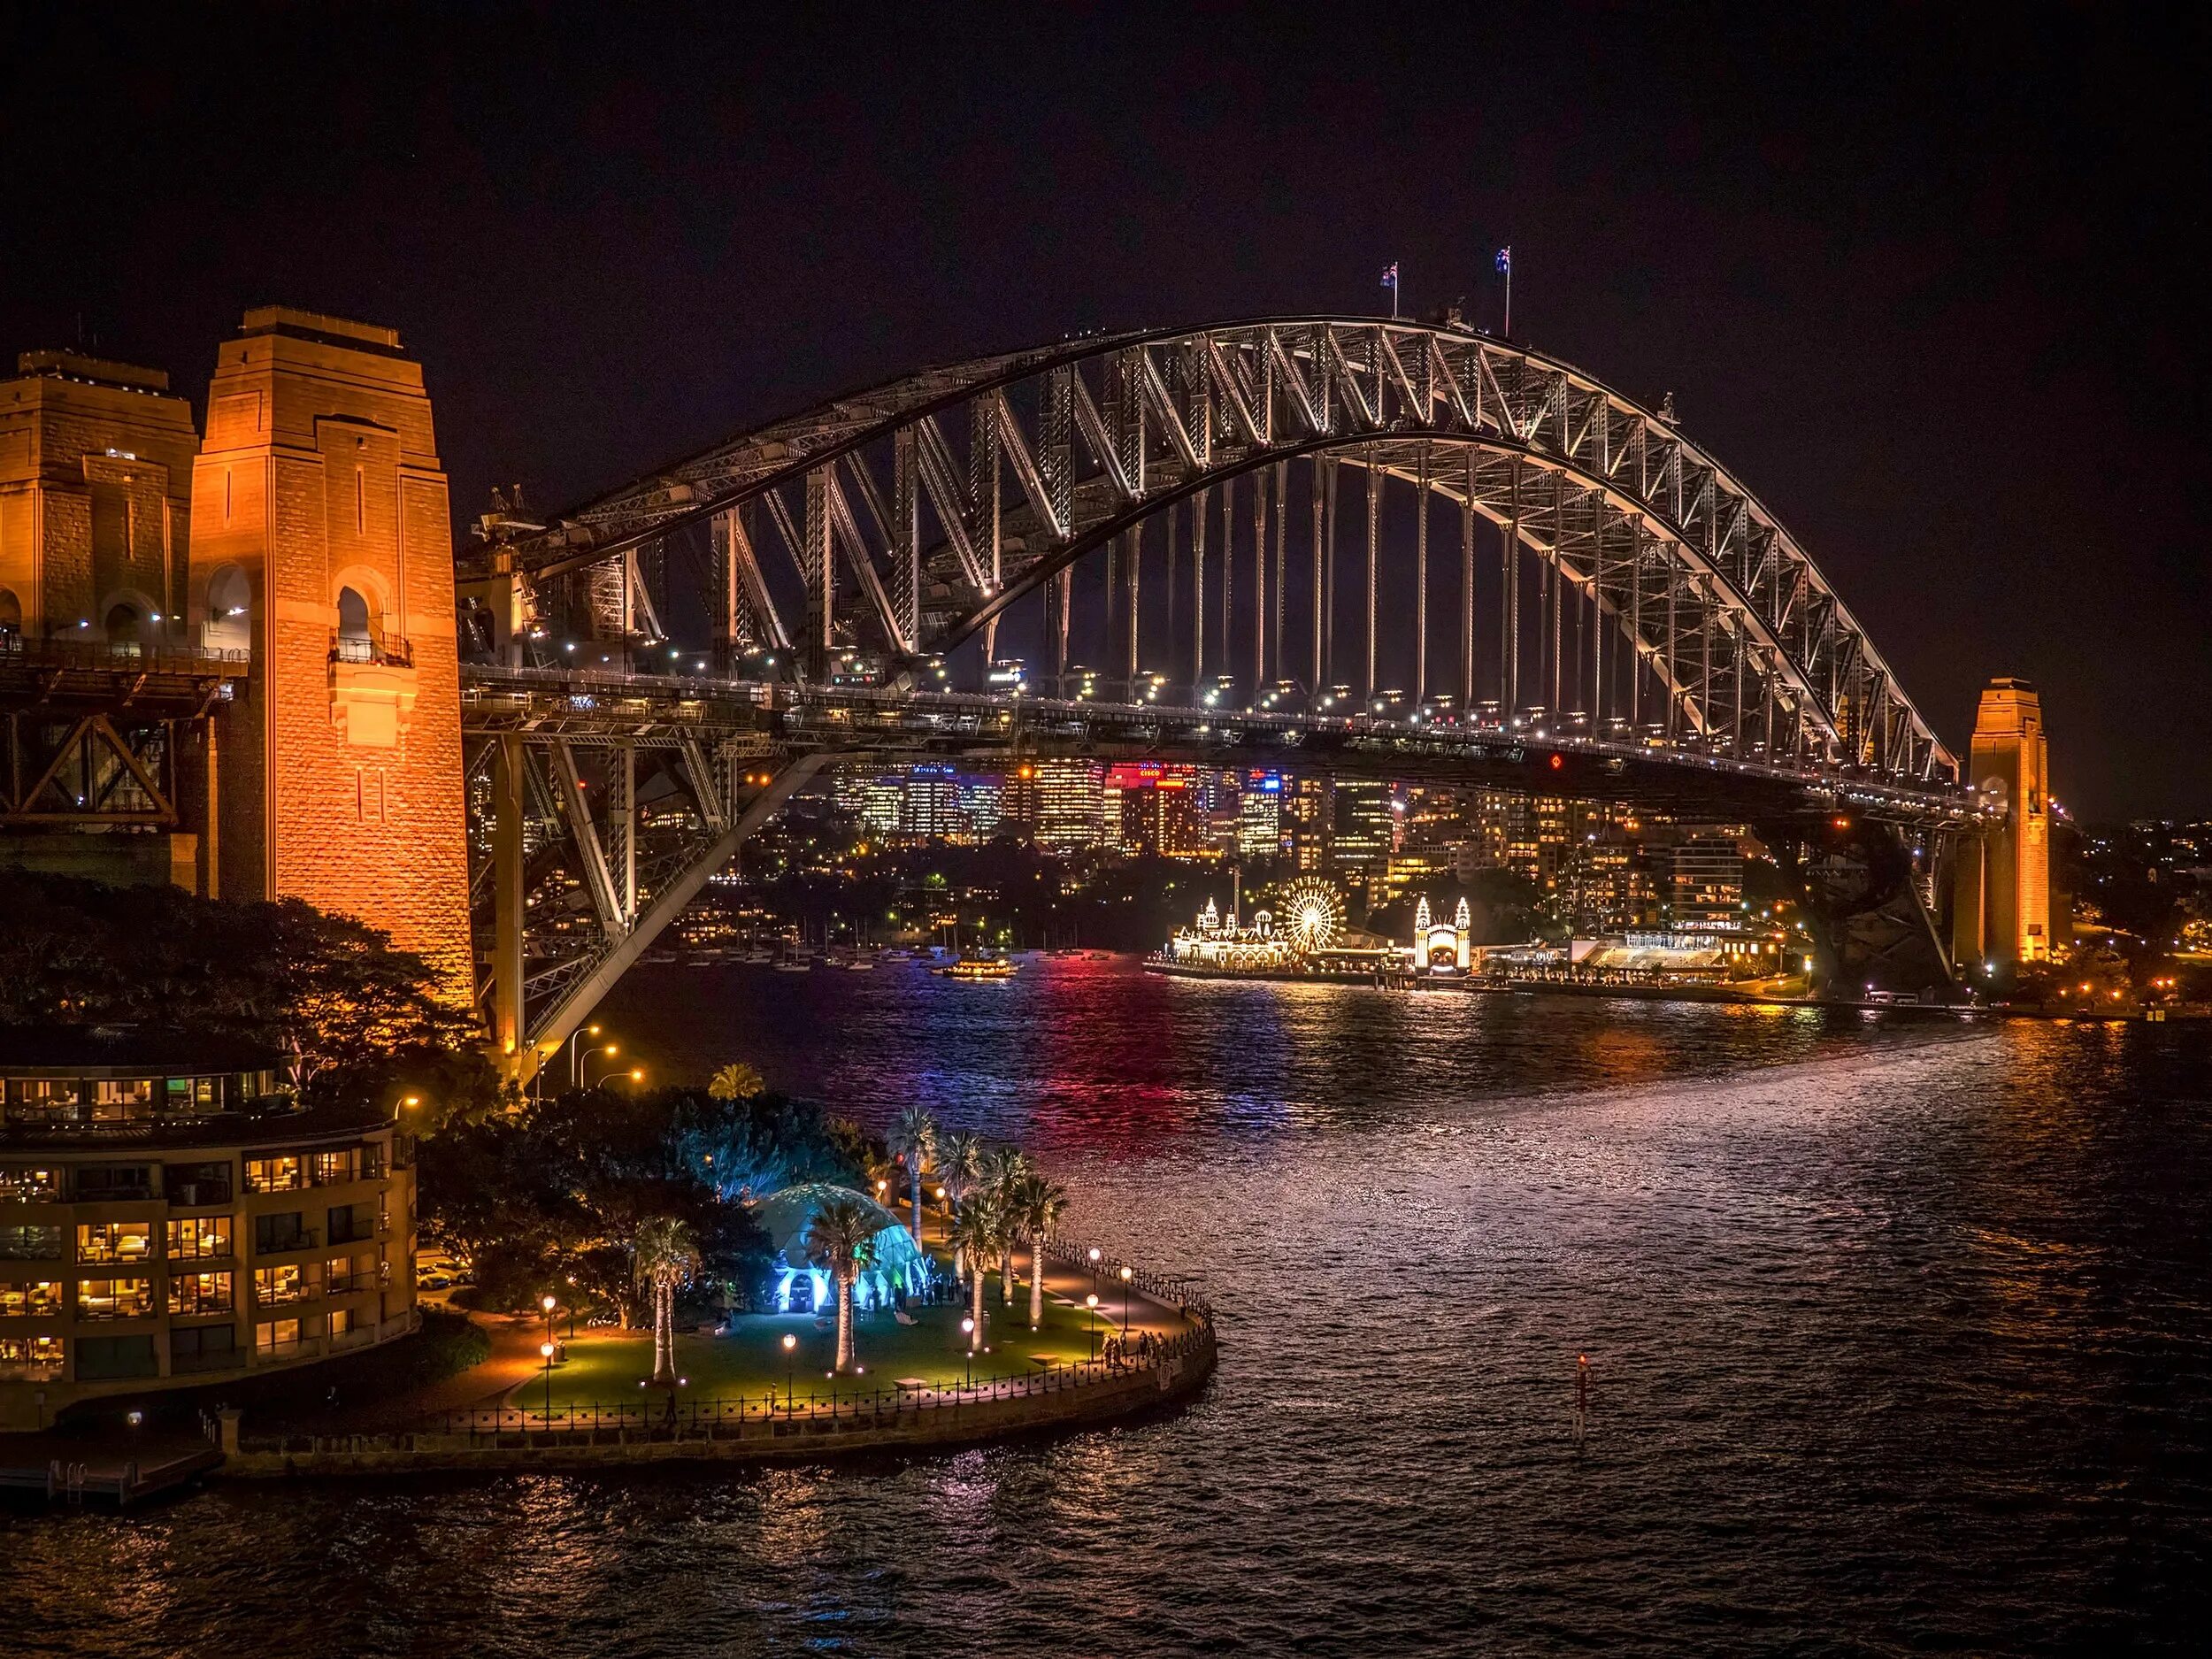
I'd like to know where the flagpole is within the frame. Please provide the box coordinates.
[1393,267,1400,320]
[1504,264,1511,336]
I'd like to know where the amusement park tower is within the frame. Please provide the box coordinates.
[1951,678,2053,968]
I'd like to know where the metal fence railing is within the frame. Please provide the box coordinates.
[238,1319,1216,1451]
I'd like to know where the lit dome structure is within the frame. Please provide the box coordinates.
[750,1182,931,1314]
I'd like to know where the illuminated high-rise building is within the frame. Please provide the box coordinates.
[1031,758,1104,853]
[1238,772,1285,856]
[1953,678,2053,965]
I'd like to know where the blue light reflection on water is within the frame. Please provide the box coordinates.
[12,960,2212,1656]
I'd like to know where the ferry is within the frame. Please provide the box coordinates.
[934,951,1020,981]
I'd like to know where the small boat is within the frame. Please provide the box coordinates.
[934,952,1019,981]
[774,941,812,973]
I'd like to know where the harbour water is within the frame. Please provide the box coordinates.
[13,958,2211,1655]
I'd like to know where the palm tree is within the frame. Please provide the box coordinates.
[947,1192,1002,1346]
[887,1105,938,1243]
[939,1131,984,1278]
[631,1217,702,1386]
[709,1061,765,1102]
[980,1148,1033,1304]
[1013,1171,1069,1330]
[804,1196,877,1374]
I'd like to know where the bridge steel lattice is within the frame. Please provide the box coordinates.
[459,318,1985,1079]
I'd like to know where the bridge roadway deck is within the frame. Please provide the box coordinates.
[0,638,247,718]
[457,664,1988,831]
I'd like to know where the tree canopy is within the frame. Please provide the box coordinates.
[0,871,502,1126]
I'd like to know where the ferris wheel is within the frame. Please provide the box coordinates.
[1274,878,1347,953]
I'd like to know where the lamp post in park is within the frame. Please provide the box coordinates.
[783,1332,797,1417]
[1085,1294,1100,1362]
[1119,1264,1133,1337]
[961,1316,976,1390]
[540,1294,558,1420]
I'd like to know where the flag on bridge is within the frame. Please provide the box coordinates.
[1494,246,1510,274]
[1381,261,1399,318]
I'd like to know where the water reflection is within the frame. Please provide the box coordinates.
[12,965,2211,1655]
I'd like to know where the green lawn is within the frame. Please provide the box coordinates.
[521,1285,1126,1409]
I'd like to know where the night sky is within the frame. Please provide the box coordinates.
[5,5,2205,817]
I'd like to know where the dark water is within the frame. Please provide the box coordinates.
[16,960,2212,1656]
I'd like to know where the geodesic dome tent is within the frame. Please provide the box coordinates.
[750,1182,931,1313]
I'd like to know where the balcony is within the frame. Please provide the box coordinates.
[252,1225,319,1256]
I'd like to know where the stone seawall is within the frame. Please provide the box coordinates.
[219,1326,1216,1478]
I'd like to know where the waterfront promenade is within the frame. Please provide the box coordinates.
[217,1238,1214,1478]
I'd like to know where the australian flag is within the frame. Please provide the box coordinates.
[1380,262,1399,291]
[1495,246,1511,275]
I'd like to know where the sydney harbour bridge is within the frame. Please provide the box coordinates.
[0,310,2002,1086]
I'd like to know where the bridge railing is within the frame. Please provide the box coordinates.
[454,657,1986,818]
[0,635,250,675]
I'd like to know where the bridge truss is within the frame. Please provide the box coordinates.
[457,318,1984,1076]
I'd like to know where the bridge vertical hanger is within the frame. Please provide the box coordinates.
[1363,447,1379,701]
[1461,449,1477,710]
[801,472,833,681]
[1504,459,1522,713]
[1220,476,1234,693]
[1251,465,1266,691]
[1271,459,1287,686]
[1309,459,1324,689]
[1191,488,1208,690]
[1124,527,1140,694]
[1414,444,1430,700]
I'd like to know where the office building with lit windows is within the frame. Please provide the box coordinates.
[0,1031,417,1430]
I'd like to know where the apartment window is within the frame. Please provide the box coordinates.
[72,1165,153,1202]
[165,1216,233,1261]
[253,1211,313,1255]
[89,1078,156,1122]
[168,1271,234,1317]
[244,1155,303,1194]
[0,1165,61,1202]
[162,1075,223,1114]
[0,1333,63,1379]
[253,1262,316,1306]
[0,1225,62,1260]
[3,1079,79,1123]
[255,1317,303,1358]
[75,1334,157,1379]
[171,1325,238,1374]
[326,1251,378,1294]
[0,1281,62,1317]
[165,1161,233,1208]
[77,1220,156,1265]
[74,1278,154,1320]
[326,1202,377,1245]
[328,1307,359,1339]
[311,1147,362,1187]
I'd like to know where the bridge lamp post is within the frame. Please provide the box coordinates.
[566,1024,604,1088]
[583,1048,636,1090]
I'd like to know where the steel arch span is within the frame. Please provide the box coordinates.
[467,315,1955,786]
[458,317,1985,1076]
